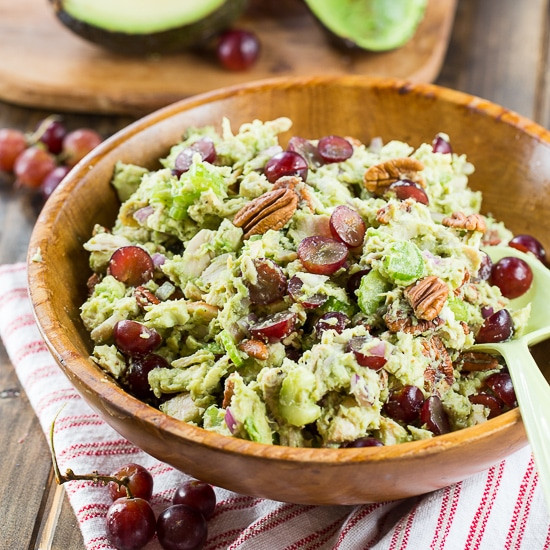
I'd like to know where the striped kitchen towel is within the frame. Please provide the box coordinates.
[1,262,549,550]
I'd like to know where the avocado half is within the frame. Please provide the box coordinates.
[50,0,249,55]
[304,0,428,52]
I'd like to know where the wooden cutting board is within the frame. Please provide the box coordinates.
[0,0,457,115]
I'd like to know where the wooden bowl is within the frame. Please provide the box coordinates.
[28,76,550,505]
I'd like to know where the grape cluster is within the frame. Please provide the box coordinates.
[105,463,215,550]
[0,115,102,201]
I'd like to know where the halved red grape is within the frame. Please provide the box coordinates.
[217,29,260,71]
[287,275,327,308]
[317,135,353,163]
[476,309,513,343]
[108,463,154,502]
[485,372,517,407]
[127,353,169,399]
[246,258,287,305]
[420,396,451,435]
[490,256,533,298]
[432,133,452,154]
[41,165,70,200]
[157,504,208,550]
[173,138,217,176]
[113,320,162,357]
[249,311,296,343]
[14,146,57,189]
[109,246,154,287]
[173,480,216,520]
[387,179,429,205]
[106,497,156,550]
[347,336,387,370]
[469,393,503,419]
[477,252,493,281]
[329,205,366,248]
[315,312,350,335]
[297,236,348,275]
[342,437,384,448]
[384,385,424,424]
[509,234,546,263]
[287,136,323,169]
[264,151,308,183]
[0,128,27,172]
[36,117,67,154]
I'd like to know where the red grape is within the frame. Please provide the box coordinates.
[41,165,71,200]
[420,396,451,435]
[173,138,217,176]
[329,205,366,248]
[387,180,429,205]
[432,133,452,154]
[469,393,503,418]
[346,269,371,297]
[490,256,533,298]
[317,135,353,163]
[216,29,260,71]
[108,463,154,502]
[314,312,350,335]
[156,504,207,550]
[287,275,327,308]
[485,372,517,407]
[127,353,169,399]
[249,311,297,343]
[173,480,216,520]
[476,309,513,343]
[264,151,308,183]
[36,117,67,154]
[286,136,323,169]
[113,320,162,357]
[246,258,287,305]
[297,236,348,275]
[477,252,493,281]
[0,128,27,172]
[106,497,156,550]
[62,128,102,166]
[509,234,546,263]
[384,385,424,424]
[347,336,387,370]
[109,246,154,287]
[342,437,383,448]
[14,146,56,189]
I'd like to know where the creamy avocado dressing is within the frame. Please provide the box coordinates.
[81,118,528,448]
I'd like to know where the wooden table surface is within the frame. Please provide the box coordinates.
[1,0,550,548]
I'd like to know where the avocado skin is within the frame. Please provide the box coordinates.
[50,0,249,55]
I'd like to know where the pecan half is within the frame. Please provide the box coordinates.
[272,175,315,211]
[422,336,454,393]
[364,157,425,195]
[456,351,499,372]
[238,339,269,361]
[384,313,444,335]
[233,188,299,239]
[404,276,449,321]
[442,212,486,233]
[135,286,161,308]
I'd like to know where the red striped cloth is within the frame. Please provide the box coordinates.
[1,262,549,550]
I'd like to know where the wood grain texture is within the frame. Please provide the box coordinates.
[0,0,457,115]
[28,75,550,506]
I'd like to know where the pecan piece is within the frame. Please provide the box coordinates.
[404,276,449,321]
[272,175,315,211]
[442,212,486,233]
[135,286,161,308]
[233,188,299,239]
[456,351,499,372]
[384,313,444,335]
[222,377,235,409]
[238,339,269,361]
[421,336,454,393]
[87,272,101,296]
[364,157,425,195]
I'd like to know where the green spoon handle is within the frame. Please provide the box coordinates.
[499,340,550,507]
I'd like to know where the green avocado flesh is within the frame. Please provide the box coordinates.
[304,0,428,52]
[52,0,248,54]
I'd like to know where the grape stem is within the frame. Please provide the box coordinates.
[48,407,134,498]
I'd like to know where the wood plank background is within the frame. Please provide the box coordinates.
[1,0,549,547]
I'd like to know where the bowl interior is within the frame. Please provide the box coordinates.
[28,76,550,504]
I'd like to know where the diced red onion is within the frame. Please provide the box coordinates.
[225,408,237,434]
[350,374,374,407]
[481,306,494,319]
[133,205,154,223]
[369,340,386,357]
[151,253,166,267]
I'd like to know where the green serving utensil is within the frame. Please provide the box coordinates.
[470,245,550,507]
